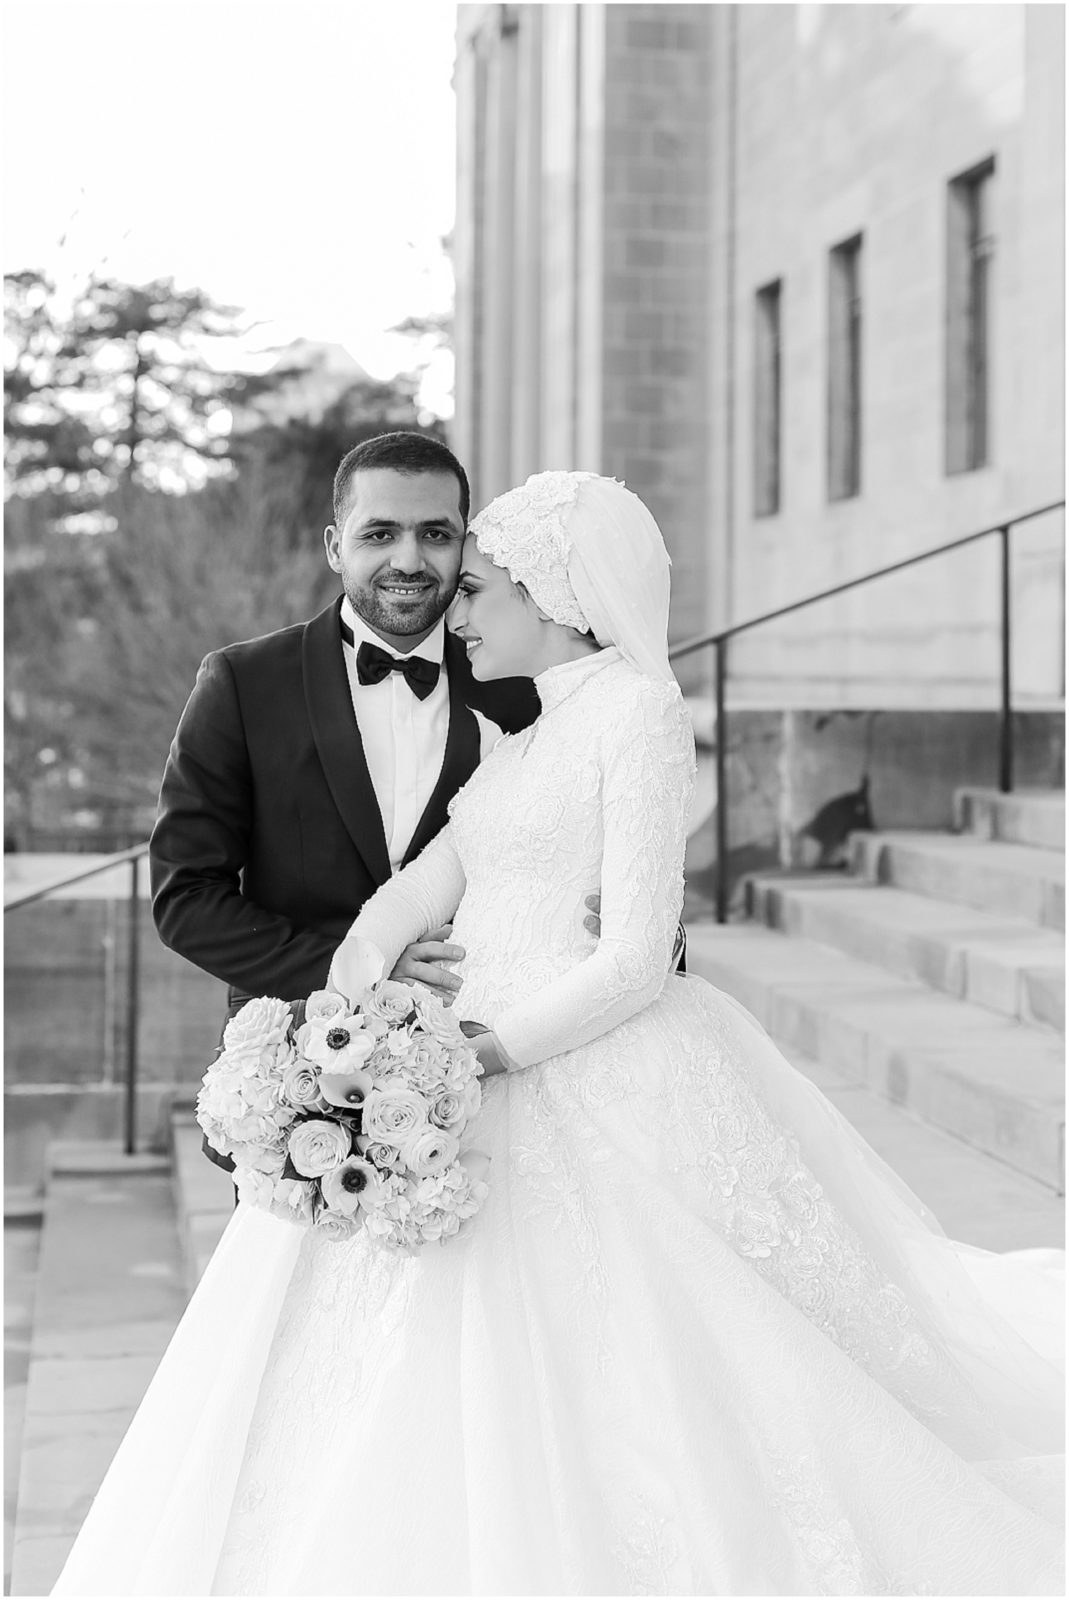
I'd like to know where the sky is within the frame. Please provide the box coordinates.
[2,0,459,412]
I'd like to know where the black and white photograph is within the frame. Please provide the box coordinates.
[3,3,1065,1595]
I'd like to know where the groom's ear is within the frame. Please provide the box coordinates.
[324,525,342,571]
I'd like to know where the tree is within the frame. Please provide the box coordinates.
[4,270,449,843]
[5,271,249,499]
[227,372,445,550]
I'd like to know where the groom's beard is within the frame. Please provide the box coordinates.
[345,575,455,640]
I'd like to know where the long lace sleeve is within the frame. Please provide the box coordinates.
[493,682,695,1068]
[330,825,466,994]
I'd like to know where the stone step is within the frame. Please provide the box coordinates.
[10,1144,185,1597]
[955,787,1065,853]
[746,874,1065,1031]
[685,924,1065,1191]
[850,831,1065,931]
[170,1108,236,1292]
[765,1046,1063,1252]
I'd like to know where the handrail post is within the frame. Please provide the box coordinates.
[124,853,140,1155]
[715,637,728,924]
[998,524,1013,794]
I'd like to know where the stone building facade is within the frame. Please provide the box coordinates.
[453,3,1064,711]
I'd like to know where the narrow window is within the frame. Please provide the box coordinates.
[754,279,782,517]
[827,234,863,501]
[946,159,995,473]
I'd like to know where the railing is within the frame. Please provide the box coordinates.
[2,503,1063,1145]
[668,500,1066,924]
[4,843,150,1154]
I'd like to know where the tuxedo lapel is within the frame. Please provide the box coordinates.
[302,599,392,886]
[401,632,482,868]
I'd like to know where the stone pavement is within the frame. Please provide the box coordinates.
[6,1065,1063,1594]
[7,1149,184,1598]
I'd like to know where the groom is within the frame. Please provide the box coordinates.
[150,430,539,1173]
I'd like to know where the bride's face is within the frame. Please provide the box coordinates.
[448,538,546,679]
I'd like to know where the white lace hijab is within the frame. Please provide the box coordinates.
[468,471,677,685]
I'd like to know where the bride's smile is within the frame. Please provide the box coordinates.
[450,534,600,682]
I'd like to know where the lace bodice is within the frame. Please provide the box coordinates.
[345,649,696,1068]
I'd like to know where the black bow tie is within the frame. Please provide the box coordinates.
[345,628,440,701]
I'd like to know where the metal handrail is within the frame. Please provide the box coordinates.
[669,500,1066,922]
[5,841,150,1155]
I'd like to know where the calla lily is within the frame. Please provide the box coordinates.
[317,1068,375,1111]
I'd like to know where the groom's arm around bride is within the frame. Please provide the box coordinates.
[148,431,539,1169]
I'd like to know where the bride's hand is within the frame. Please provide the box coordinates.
[389,925,465,1001]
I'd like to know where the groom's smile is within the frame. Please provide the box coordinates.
[324,467,466,653]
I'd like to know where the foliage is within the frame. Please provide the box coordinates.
[4,264,454,844]
[5,270,247,498]
[229,372,443,547]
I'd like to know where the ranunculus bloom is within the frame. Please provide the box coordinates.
[302,1020,376,1073]
[362,1087,428,1146]
[223,997,292,1056]
[399,1127,459,1178]
[321,1156,384,1216]
[304,990,349,1024]
[317,1068,374,1111]
[287,1118,351,1178]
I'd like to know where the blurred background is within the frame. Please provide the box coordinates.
[3,5,1065,1593]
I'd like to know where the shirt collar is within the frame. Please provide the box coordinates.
[340,597,446,664]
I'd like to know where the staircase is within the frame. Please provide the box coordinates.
[687,788,1065,1193]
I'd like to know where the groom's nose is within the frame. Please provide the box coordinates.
[389,531,427,574]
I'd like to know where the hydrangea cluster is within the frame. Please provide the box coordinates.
[197,982,489,1252]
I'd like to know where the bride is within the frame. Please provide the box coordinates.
[55,472,1062,1596]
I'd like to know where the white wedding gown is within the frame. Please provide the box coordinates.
[55,649,1063,1597]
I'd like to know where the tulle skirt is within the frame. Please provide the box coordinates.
[53,976,1063,1595]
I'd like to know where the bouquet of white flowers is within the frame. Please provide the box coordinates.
[196,981,490,1251]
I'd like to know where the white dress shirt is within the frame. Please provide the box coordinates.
[339,598,500,872]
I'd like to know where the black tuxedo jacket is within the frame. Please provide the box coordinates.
[150,597,540,1010]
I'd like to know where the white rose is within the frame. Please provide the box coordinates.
[287,1118,352,1178]
[411,991,464,1046]
[362,1086,428,1145]
[428,1090,469,1132]
[304,990,349,1023]
[315,1211,361,1242]
[356,1136,400,1171]
[364,980,419,1025]
[281,1060,327,1110]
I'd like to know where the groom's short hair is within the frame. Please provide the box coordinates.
[333,432,471,527]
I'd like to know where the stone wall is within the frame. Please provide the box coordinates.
[683,705,1065,918]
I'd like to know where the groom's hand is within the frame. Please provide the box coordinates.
[390,925,465,1000]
